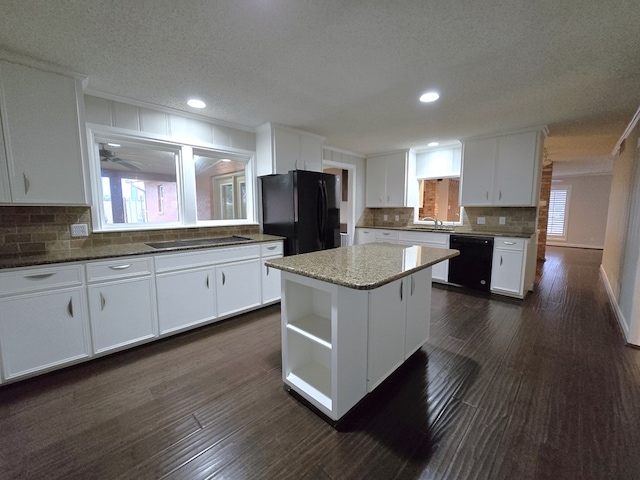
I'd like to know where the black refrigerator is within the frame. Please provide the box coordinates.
[260,170,341,256]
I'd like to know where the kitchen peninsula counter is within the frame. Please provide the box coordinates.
[266,243,457,424]
[356,225,535,238]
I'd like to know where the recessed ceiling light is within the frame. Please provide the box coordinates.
[107,143,121,147]
[419,91,440,103]
[187,98,206,109]
[427,142,440,147]
[221,158,231,162]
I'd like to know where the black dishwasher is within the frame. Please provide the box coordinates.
[448,235,494,292]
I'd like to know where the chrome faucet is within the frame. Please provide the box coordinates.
[420,216,442,228]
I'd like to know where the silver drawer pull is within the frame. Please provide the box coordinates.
[25,273,55,280]
[109,264,132,270]
[503,241,516,245]
[266,246,277,250]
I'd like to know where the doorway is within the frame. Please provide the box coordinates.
[323,162,356,246]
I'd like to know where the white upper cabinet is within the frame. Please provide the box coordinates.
[0,60,89,205]
[415,146,461,179]
[460,130,543,207]
[256,122,325,176]
[365,150,417,207]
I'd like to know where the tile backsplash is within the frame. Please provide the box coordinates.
[0,206,259,258]
[357,206,537,235]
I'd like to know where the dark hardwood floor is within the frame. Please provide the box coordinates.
[2,246,640,479]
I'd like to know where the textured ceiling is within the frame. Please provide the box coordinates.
[1,0,639,162]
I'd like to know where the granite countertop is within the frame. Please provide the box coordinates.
[0,233,285,270]
[356,225,535,238]
[265,243,459,290]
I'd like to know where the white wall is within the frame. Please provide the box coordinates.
[601,109,640,345]
[547,173,612,248]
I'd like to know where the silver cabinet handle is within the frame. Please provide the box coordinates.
[411,276,415,296]
[266,245,277,250]
[25,273,55,280]
[266,265,270,276]
[500,256,503,266]
[485,191,489,200]
[206,274,210,289]
[109,264,132,270]
[67,298,74,317]
[400,280,403,301]
[499,190,502,200]
[221,272,226,286]
[382,233,390,236]
[503,241,516,245]
[23,173,30,194]
[100,292,106,311]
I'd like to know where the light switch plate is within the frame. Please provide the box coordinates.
[477,216,486,225]
[383,214,388,221]
[499,217,506,225]
[395,215,399,221]
[71,223,89,237]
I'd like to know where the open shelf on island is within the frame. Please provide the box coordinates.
[286,314,331,348]
[287,362,332,411]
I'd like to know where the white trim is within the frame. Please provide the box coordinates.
[612,105,640,157]
[0,49,88,82]
[460,125,548,142]
[600,265,630,343]
[323,145,365,158]
[546,242,603,249]
[85,89,256,134]
[323,160,356,247]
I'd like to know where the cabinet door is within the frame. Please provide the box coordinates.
[405,269,432,358]
[460,137,496,206]
[156,267,215,335]
[0,121,10,202]
[216,259,261,317]
[365,156,387,207]
[300,134,323,172]
[491,249,524,296]
[273,127,300,174]
[367,278,406,391]
[262,256,282,304]
[384,152,407,207]
[494,131,539,206]
[0,288,90,380]
[0,61,87,204]
[88,277,157,354]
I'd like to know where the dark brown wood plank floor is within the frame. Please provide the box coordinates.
[2,246,640,479]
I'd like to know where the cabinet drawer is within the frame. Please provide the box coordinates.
[155,245,261,272]
[375,230,399,241]
[398,231,449,246]
[0,264,84,296]
[86,257,153,282]
[494,237,526,252]
[261,242,283,257]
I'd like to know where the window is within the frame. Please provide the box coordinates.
[89,129,255,231]
[547,186,570,239]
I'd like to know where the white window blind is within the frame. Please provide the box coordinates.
[547,187,570,238]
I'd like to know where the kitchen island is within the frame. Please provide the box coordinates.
[265,243,458,423]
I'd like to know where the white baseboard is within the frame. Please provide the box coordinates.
[599,265,630,342]
[547,242,604,250]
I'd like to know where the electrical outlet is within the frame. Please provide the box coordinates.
[70,223,89,237]
[383,214,388,221]
[395,215,400,221]
[499,216,506,225]
[477,216,486,225]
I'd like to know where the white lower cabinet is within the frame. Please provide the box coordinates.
[262,257,282,304]
[86,257,157,354]
[356,228,377,244]
[156,267,215,335]
[216,259,261,317]
[0,288,90,380]
[490,237,530,298]
[0,264,91,381]
[398,231,450,283]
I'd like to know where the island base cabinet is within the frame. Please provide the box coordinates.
[156,267,215,335]
[281,273,368,421]
[0,288,91,380]
[88,277,157,354]
[405,268,432,358]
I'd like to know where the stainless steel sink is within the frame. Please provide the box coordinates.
[146,235,253,249]
[408,226,455,232]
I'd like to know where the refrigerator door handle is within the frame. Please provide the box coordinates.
[317,180,325,249]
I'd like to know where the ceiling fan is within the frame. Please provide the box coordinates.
[99,144,142,171]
